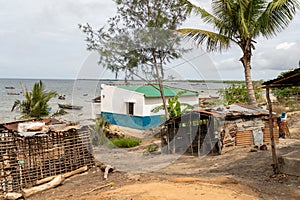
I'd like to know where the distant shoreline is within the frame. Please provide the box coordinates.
[0,77,260,84]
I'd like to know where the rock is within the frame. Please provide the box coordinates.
[126,173,141,181]
[249,148,258,152]
[260,144,268,151]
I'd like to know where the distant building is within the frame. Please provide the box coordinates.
[100,84,199,130]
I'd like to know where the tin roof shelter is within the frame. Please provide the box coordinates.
[262,68,300,174]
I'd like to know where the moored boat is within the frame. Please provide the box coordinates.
[92,96,101,103]
[7,92,20,95]
[5,86,15,89]
[58,103,83,110]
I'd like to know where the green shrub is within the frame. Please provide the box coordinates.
[218,82,262,105]
[110,138,141,148]
[92,118,114,147]
[147,143,159,153]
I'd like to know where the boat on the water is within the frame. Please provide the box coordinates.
[5,86,15,89]
[58,95,66,100]
[92,96,101,103]
[58,103,83,110]
[7,92,20,95]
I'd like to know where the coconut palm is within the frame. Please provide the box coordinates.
[178,0,300,106]
[11,80,57,119]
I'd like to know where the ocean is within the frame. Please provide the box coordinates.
[0,79,226,124]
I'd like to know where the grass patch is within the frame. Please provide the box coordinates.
[110,138,141,148]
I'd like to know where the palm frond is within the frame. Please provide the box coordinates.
[257,0,300,38]
[151,105,165,113]
[177,28,230,52]
[11,100,21,112]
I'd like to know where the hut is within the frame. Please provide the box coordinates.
[161,104,277,156]
[262,68,300,174]
[0,119,94,194]
[100,84,198,130]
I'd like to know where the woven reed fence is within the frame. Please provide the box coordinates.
[0,127,94,193]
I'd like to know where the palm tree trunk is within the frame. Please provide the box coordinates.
[240,44,257,107]
[243,60,257,106]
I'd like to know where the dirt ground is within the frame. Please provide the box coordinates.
[25,113,300,200]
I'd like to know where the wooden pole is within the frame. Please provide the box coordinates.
[198,114,201,157]
[266,86,280,174]
[189,113,193,155]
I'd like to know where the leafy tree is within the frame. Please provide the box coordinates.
[178,0,300,106]
[80,0,192,120]
[11,80,57,119]
[151,91,194,118]
[218,83,262,105]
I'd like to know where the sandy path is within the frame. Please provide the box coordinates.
[94,177,259,200]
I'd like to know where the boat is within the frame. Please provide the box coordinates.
[92,96,101,103]
[58,103,83,110]
[5,86,15,89]
[7,92,20,95]
[58,95,66,100]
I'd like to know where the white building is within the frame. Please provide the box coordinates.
[100,84,199,130]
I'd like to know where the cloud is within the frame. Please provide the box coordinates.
[0,0,299,80]
[276,42,296,50]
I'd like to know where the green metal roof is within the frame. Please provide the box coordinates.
[117,85,198,98]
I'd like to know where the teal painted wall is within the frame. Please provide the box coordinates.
[101,112,165,130]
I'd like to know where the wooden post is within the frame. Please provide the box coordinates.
[189,113,193,155]
[198,114,201,157]
[266,86,280,174]
[173,120,176,154]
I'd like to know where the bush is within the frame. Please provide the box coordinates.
[218,82,262,105]
[110,138,141,148]
[147,143,159,153]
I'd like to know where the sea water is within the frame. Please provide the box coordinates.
[0,79,226,124]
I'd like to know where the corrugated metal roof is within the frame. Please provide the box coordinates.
[262,68,300,87]
[207,104,269,116]
[117,85,198,98]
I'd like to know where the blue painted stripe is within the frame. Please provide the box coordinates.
[101,112,165,130]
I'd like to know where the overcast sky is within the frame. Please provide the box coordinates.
[1,0,299,81]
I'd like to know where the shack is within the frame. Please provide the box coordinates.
[0,119,94,194]
[262,68,300,174]
[161,104,278,156]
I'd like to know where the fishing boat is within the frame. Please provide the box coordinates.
[58,95,66,100]
[7,92,20,95]
[58,103,83,110]
[92,96,101,103]
[5,86,15,89]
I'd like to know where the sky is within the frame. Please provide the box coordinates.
[0,0,300,81]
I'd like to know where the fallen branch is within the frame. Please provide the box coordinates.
[83,182,114,194]
[22,175,65,198]
[22,165,89,198]
[36,176,56,185]
[63,165,88,178]
[36,165,88,185]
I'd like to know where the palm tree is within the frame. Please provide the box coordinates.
[179,0,300,106]
[11,80,57,119]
